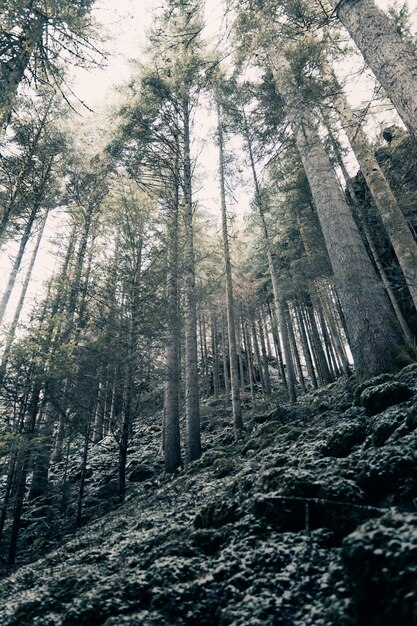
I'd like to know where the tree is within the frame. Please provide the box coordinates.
[324,0,417,141]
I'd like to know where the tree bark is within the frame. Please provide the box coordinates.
[270,50,403,376]
[330,77,417,310]
[182,96,201,463]
[217,101,244,436]
[164,144,181,472]
[327,0,417,141]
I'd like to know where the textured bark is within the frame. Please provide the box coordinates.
[331,79,417,310]
[270,50,403,375]
[182,97,201,463]
[164,156,181,473]
[217,102,243,435]
[327,0,417,140]
[334,141,415,345]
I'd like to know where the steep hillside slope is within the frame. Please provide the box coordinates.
[1,366,417,625]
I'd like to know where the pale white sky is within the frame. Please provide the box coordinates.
[0,0,416,334]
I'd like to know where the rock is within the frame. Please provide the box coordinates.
[69,466,93,483]
[190,529,224,555]
[343,445,417,505]
[395,362,417,388]
[368,410,405,446]
[353,373,394,405]
[341,512,417,625]
[360,381,413,416]
[127,464,154,483]
[406,405,417,431]
[95,480,119,500]
[321,420,366,457]
[194,498,240,529]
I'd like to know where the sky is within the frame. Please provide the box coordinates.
[0,0,416,333]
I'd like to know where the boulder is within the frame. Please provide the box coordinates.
[194,498,240,529]
[128,464,154,483]
[341,513,417,625]
[360,381,413,416]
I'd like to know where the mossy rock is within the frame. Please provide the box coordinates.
[321,421,366,458]
[343,446,417,505]
[353,373,393,405]
[360,381,413,416]
[367,410,406,447]
[406,405,417,431]
[252,484,375,537]
[341,512,417,625]
[128,464,154,483]
[396,362,417,388]
[193,498,240,529]
[211,457,237,478]
[190,529,224,555]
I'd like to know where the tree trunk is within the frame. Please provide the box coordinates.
[0,208,48,380]
[327,0,417,141]
[330,78,417,310]
[286,304,306,393]
[164,148,181,472]
[295,304,318,389]
[217,101,244,437]
[333,138,415,345]
[243,109,296,401]
[0,167,51,326]
[270,50,404,376]
[182,96,201,463]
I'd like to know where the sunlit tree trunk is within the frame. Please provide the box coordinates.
[0,208,48,380]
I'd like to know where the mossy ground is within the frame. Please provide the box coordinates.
[1,367,417,625]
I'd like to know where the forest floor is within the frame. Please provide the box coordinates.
[1,366,417,625]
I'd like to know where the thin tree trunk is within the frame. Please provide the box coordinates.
[286,304,306,393]
[296,304,318,389]
[0,169,51,326]
[0,208,48,380]
[182,96,201,463]
[211,314,220,398]
[257,313,272,396]
[217,101,244,436]
[243,109,296,401]
[164,150,181,472]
